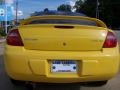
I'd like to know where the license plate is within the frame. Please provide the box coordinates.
[51,60,77,73]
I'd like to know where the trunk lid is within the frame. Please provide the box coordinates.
[19,24,107,51]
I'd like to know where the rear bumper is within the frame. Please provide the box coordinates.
[4,45,120,83]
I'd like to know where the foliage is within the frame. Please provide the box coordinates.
[74,0,120,28]
[44,8,49,12]
[0,28,6,36]
[57,4,72,12]
[75,0,96,17]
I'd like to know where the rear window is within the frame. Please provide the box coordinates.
[28,19,97,26]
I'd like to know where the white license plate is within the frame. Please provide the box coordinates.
[51,60,77,73]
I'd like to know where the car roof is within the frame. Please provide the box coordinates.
[31,10,87,17]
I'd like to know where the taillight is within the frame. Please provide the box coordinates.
[6,29,24,46]
[103,31,117,48]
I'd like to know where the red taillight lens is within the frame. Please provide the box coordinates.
[103,31,117,48]
[6,29,24,46]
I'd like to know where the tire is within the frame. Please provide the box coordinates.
[82,81,107,87]
[10,78,25,86]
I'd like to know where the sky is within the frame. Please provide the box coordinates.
[12,0,77,19]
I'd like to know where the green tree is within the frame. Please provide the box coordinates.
[74,0,120,28]
[75,0,97,17]
[57,4,72,12]
[44,8,49,12]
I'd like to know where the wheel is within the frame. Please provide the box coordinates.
[82,81,107,87]
[10,78,25,86]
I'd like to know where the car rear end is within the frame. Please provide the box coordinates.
[4,16,119,83]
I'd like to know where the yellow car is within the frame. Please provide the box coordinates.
[4,15,119,86]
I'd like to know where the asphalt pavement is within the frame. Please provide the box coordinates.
[0,31,120,90]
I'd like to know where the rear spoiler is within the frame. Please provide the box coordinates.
[20,15,107,28]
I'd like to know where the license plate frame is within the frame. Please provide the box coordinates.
[51,60,77,73]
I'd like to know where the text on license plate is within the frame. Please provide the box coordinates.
[51,60,77,73]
